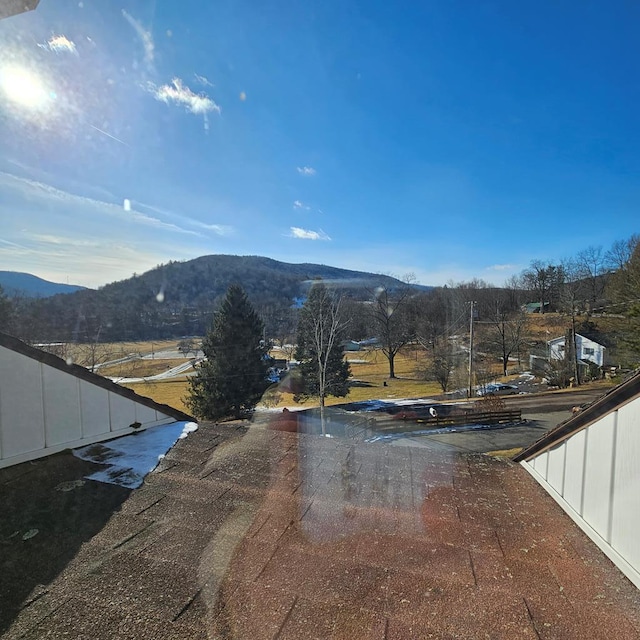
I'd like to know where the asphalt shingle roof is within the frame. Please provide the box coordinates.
[2,416,640,639]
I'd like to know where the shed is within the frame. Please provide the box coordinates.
[515,370,640,589]
[522,302,549,313]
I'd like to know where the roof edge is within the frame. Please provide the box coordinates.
[0,332,194,423]
[514,369,640,462]
[547,333,606,347]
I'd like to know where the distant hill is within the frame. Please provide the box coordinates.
[11,255,431,342]
[0,271,87,298]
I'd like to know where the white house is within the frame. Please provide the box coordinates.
[548,333,606,367]
[0,332,193,469]
[515,370,640,589]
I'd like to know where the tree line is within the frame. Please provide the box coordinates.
[188,230,640,421]
[187,283,351,421]
[1,233,639,407]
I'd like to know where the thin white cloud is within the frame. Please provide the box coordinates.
[130,210,200,235]
[486,263,518,271]
[297,166,316,176]
[88,123,129,146]
[191,221,234,235]
[150,78,221,115]
[39,35,77,55]
[28,233,102,247]
[122,10,155,70]
[134,201,234,236]
[0,172,200,237]
[293,200,310,210]
[0,237,29,250]
[194,73,214,87]
[289,226,330,241]
[0,172,233,288]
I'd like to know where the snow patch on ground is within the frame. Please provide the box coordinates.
[255,405,307,413]
[73,421,198,489]
[366,421,523,443]
[347,398,438,412]
[390,398,438,406]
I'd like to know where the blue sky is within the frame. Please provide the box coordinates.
[1,0,639,288]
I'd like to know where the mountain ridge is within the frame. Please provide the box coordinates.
[0,271,88,298]
[9,254,431,342]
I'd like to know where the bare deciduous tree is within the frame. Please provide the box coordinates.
[576,245,607,303]
[521,260,564,314]
[177,338,196,357]
[416,338,460,393]
[482,303,529,376]
[368,276,416,379]
[295,284,351,415]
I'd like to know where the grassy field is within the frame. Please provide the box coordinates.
[123,378,192,414]
[523,312,632,342]
[122,347,444,413]
[102,313,631,414]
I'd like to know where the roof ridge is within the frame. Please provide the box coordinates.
[0,331,193,422]
[514,368,640,461]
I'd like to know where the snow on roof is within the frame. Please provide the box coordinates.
[73,421,198,489]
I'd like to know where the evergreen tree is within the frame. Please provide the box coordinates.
[294,284,350,406]
[187,285,269,420]
[0,285,12,333]
[607,237,640,362]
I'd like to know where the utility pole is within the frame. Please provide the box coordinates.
[571,314,580,386]
[468,301,475,398]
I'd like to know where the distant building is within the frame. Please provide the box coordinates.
[522,302,550,313]
[357,337,381,347]
[548,333,607,367]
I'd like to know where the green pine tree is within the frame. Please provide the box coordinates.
[0,285,12,333]
[187,285,269,420]
[294,284,350,406]
[607,237,640,364]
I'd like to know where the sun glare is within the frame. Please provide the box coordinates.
[0,65,50,110]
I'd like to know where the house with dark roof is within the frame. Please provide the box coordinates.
[0,332,192,470]
[515,369,640,589]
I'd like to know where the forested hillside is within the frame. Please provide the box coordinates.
[4,255,421,342]
[2,233,639,377]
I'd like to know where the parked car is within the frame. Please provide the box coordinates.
[476,383,519,397]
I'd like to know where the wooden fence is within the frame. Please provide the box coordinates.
[374,409,522,434]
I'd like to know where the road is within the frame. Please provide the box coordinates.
[501,386,606,414]
[372,385,610,455]
[109,359,201,384]
[142,349,204,360]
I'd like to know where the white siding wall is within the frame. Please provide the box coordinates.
[548,335,605,366]
[577,335,605,367]
[0,345,178,469]
[522,395,640,589]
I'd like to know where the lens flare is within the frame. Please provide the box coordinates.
[0,65,50,110]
